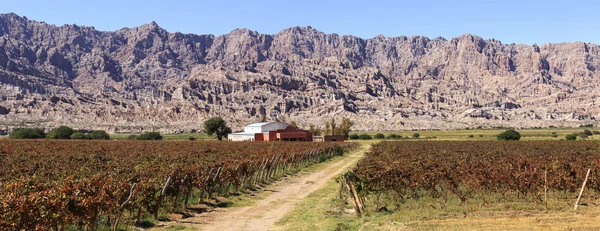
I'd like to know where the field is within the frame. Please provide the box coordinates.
[328,141,600,230]
[0,139,355,231]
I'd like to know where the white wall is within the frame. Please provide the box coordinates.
[228,134,255,141]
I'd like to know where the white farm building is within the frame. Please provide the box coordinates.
[227,122,290,141]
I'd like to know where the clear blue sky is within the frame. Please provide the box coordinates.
[3,0,599,45]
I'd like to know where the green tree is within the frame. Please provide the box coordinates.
[583,129,593,136]
[386,134,401,139]
[308,124,322,136]
[338,118,354,138]
[412,133,421,139]
[47,126,75,139]
[324,121,332,136]
[349,134,360,140]
[204,117,232,141]
[88,130,110,140]
[330,118,337,135]
[374,133,385,139]
[566,134,578,140]
[137,132,163,140]
[70,132,88,140]
[497,129,521,141]
[359,134,372,140]
[9,128,45,139]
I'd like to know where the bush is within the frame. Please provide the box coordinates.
[580,124,594,128]
[412,133,420,139]
[496,129,521,141]
[566,134,578,140]
[386,134,401,139]
[349,134,359,140]
[188,136,197,141]
[358,134,372,140]
[468,135,475,138]
[583,129,593,136]
[137,132,163,140]
[479,135,484,137]
[551,134,559,138]
[374,133,385,139]
[579,133,589,139]
[88,130,110,140]
[47,126,75,139]
[70,132,88,140]
[127,135,138,140]
[594,131,600,135]
[9,128,45,139]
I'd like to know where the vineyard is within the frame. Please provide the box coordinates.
[0,140,356,231]
[345,141,600,214]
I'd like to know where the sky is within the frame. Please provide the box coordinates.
[2,0,599,45]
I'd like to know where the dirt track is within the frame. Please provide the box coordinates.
[156,143,368,231]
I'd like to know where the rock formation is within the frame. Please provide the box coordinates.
[0,13,599,132]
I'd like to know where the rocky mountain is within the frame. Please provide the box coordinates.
[0,13,599,133]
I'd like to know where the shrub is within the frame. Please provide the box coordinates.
[496,129,521,141]
[551,132,557,135]
[47,126,75,139]
[468,135,475,138]
[386,134,401,139]
[580,124,594,128]
[583,129,593,136]
[137,132,163,140]
[374,133,385,139]
[9,128,45,139]
[349,134,359,140]
[579,133,589,139]
[566,134,578,140]
[479,135,484,137]
[127,135,138,140]
[188,136,197,141]
[70,132,88,140]
[412,133,420,139]
[594,131,600,135]
[358,134,372,140]
[88,130,110,140]
[551,134,559,138]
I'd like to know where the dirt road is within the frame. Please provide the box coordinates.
[156,143,368,231]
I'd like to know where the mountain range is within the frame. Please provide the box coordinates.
[0,13,599,133]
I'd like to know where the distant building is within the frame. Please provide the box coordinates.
[256,126,313,141]
[228,122,290,141]
[228,122,313,142]
[314,135,346,142]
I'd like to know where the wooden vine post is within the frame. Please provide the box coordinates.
[574,168,591,211]
[113,183,136,231]
[342,173,363,217]
[155,174,173,219]
[544,169,548,210]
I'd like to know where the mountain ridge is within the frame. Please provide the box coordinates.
[0,13,598,133]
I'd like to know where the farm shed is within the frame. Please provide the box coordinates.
[228,122,313,142]
[228,122,290,141]
[255,126,313,141]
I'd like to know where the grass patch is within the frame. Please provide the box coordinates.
[111,133,216,140]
